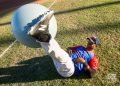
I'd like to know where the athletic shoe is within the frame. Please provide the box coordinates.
[28,10,54,35]
[28,10,54,42]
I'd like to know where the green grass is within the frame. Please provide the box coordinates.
[0,0,120,86]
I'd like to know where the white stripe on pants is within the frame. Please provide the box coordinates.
[40,38,75,77]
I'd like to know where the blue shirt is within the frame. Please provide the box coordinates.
[69,46,94,75]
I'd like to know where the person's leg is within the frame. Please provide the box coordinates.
[40,39,75,77]
[27,10,75,77]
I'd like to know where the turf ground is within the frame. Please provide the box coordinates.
[0,0,120,86]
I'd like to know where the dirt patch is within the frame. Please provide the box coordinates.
[0,0,51,14]
[34,0,49,4]
[0,0,64,12]
[35,0,64,4]
[0,0,64,17]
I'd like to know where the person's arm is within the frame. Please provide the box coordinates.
[83,61,96,78]
[67,47,73,54]
[67,46,81,54]
[75,58,96,78]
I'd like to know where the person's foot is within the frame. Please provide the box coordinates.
[28,10,54,42]
[32,32,51,42]
[28,10,54,35]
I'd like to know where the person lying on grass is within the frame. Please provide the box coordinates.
[67,36,100,78]
[27,10,100,78]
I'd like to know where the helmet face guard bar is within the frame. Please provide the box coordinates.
[87,37,101,46]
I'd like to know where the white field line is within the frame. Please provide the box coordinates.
[48,0,57,9]
[0,40,17,58]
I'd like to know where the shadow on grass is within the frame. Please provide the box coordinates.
[0,55,59,84]
[55,1,120,15]
[58,21,120,36]
[0,22,11,26]
[0,55,90,84]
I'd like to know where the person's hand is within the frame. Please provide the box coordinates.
[76,58,86,64]
[67,47,72,54]
[76,58,90,70]
[84,65,90,70]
